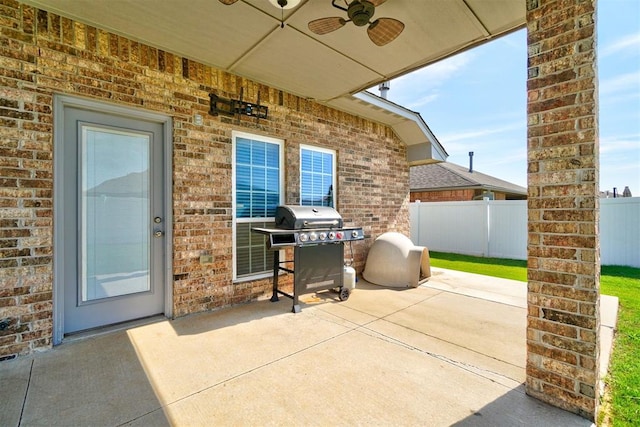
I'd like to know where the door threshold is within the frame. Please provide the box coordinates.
[62,315,167,344]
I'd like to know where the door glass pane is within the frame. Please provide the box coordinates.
[80,125,151,302]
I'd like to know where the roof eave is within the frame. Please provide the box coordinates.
[351,91,449,163]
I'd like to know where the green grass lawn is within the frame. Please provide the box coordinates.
[428,251,640,426]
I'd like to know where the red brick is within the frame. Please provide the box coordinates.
[527,341,578,365]
[527,363,576,391]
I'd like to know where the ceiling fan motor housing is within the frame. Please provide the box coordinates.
[348,0,375,26]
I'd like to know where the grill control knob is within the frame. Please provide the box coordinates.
[328,232,335,240]
[299,233,308,242]
[336,231,344,240]
[309,232,318,241]
[351,230,359,238]
[319,232,327,240]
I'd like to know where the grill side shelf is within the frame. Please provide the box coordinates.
[252,227,297,250]
[252,227,364,250]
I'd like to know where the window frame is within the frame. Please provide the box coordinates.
[232,131,285,281]
[299,144,337,208]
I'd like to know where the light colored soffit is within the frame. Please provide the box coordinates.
[22,0,525,102]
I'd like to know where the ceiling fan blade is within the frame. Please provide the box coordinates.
[308,17,347,35]
[218,0,239,4]
[367,17,405,46]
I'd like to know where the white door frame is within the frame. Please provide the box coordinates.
[53,95,173,345]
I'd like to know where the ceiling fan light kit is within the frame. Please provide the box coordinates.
[268,0,301,9]
[219,0,303,28]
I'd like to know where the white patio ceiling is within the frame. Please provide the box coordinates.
[23,0,525,159]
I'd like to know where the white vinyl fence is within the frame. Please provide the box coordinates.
[409,197,640,268]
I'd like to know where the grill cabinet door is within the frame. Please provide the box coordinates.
[294,244,344,294]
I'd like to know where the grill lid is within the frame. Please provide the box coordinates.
[275,205,343,230]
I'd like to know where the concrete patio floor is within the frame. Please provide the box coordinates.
[1,268,617,426]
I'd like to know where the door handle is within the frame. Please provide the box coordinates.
[154,230,164,238]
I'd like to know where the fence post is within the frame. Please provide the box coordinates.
[416,201,421,245]
[485,199,491,257]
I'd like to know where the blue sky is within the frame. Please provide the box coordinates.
[381,0,639,195]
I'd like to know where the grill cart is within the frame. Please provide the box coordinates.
[252,205,364,313]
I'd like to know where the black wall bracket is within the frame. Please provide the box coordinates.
[209,89,268,122]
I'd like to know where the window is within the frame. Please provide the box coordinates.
[233,132,284,279]
[300,145,336,207]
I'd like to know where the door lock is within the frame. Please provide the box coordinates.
[154,217,162,224]
[154,230,164,238]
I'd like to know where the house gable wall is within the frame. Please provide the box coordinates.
[410,189,510,202]
[0,3,409,359]
[410,189,476,202]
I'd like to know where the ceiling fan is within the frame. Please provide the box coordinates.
[309,0,404,46]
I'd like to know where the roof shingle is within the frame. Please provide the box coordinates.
[410,162,527,195]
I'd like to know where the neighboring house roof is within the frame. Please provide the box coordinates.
[410,162,527,196]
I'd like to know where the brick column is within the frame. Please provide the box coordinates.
[526,0,600,420]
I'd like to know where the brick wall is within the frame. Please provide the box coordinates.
[0,1,409,359]
[410,189,476,202]
[526,0,600,420]
[409,189,510,202]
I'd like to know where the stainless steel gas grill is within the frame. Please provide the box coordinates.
[252,205,364,313]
